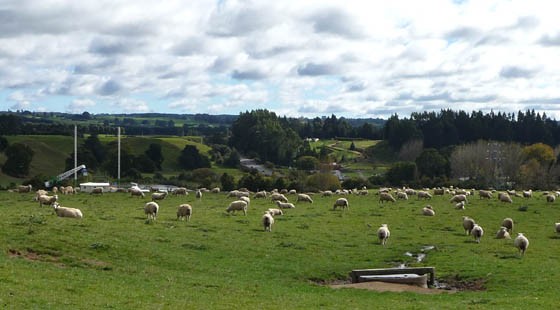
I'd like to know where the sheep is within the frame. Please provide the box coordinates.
[523,190,533,198]
[151,192,167,201]
[555,222,560,234]
[514,233,529,255]
[471,224,484,243]
[405,188,416,196]
[297,193,313,203]
[379,192,396,203]
[254,191,268,199]
[498,192,513,203]
[455,201,465,210]
[478,190,493,199]
[266,208,283,216]
[288,189,297,195]
[396,191,408,200]
[280,189,288,194]
[177,204,193,221]
[38,194,58,207]
[227,190,240,198]
[417,191,432,200]
[52,202,83,219]
[450,194,468,204]
[270,193,288,203]
[422,205,435,216]
[496,227,511,239]
[433,188,445,196]
[64,186,75,195]
[90,187,103,195]
[275,201,295,209]
[34,189,48,201]
[502,218,514,233]
[173,187,189,196]
[239,196,250,206]
[358,189,369,196]
[321,190,333,197]
[52,186,58,194]
[17,184,33,193]
[226,200,248,215]
[130,188,145,198]
[377,224,390,246]
[211,187,221,193]
[144,202,160,221]
[463,216,476,235]
[333,198,349,210]
[262,213,274,232]
[546,194,556,203]
[196,189,203,199]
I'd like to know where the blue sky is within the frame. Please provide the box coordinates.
[1,0,560,118]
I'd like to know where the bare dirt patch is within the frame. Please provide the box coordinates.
[330,281,456,294]
[436,274,486,291]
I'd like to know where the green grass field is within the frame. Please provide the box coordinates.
[1,190,559,308]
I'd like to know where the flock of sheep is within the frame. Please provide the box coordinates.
[11,183,560,257]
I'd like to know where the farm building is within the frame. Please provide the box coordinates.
[79,182,111,193]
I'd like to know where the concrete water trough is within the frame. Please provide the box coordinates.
[350,267,435,288]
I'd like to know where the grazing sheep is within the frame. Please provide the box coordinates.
[52,186,58,194]
[196,189,202,199]
[280,189,288,194]
[433,188,445,196]
[151,192,167,201]
[297,193,313,203]
[64,186,75,195]
[177,204,192,221]
[496,227,511,239]
[321,190,333,197]
[463,216,476,235]
[455,201,465,210]
[502,218,514,233]
[546,194,556,203]
[227,190,240,198]
[239,196,250,206]
[226,200,248,215]
[90,187,103,195]
[514,233,529,255]
[254,191,268,199]
[396,191,409,200]
[523,190,532,198]
[52,202,83,219]
[405,188,416,196]
[471,224,484,243]
[288,189,297,195]
[422,205,435,216]
[144,202,159,221]
[266,208,283,216]
[417,191,432,200]
[479,190,493,199]
[333,198,349,210]
[275,201,296,209]
[34,190,48,201]
[211,187,221,193]
[270,193,289,203]
[130,188,145,198]
[555,222,560,234]
[262,213,274,232]
[377,224,390,245]
[38,194,58,207]
[450,194,468,204]
[498,192,513,203]
[173,187,189,196]
[17,184,33,193]
[358,189,369,196]
[379,192,396,203]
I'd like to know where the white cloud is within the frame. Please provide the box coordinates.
[66,98,96,113]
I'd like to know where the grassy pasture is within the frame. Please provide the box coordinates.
[1,190,560,308]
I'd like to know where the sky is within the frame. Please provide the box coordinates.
[1,0,560,119]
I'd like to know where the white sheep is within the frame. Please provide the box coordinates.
[555,222,560,234]
[270,193,289,203]
[502,218,514,233]
[471,224,484,243]
[379,192,396,203]
[288,189,297,195]
[523,190,532,198]
[333,198,349,210]
[151,191,167,201]
[239,196,250,206]
[546,194,556,203]
[144,202,159,221]
[377,224,390,245]
[297,193,313,203]
[17,184,33,193]
[358,189,369,196]
[478,190,493,199]
[254,191,267,199]
[450,194,468,204]
[396,191,408,200]
[64,186,75,195]
[405,188,416,196]
[90,187,103,195]
[496,227,511,239]
[321,190,333,197]
[177,204,192,221]
[226,200,248,215]
[266,208,283,216]
[34,189,48,201]
[38,194,58,207]
[262,212,274,232]
[498,192,513,203]
[52,202,83,219]
[417,191,432,200]
[514,233,529,255]
[422,205,435,216]
[130,188,145,198]
[196,189,203,199]
[52,186,58,194]
[433,188,445,196]
[455,201,465,210]
[211,187,221,193]
[275,201,295,209]
[463,216,476,235]
[173,187,189,195]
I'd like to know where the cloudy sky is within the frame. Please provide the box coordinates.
[1,0,560,119]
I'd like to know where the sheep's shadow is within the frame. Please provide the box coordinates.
[548,235,560,240]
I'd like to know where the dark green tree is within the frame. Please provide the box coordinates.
[134,154,157,173]
[178,145,211,170]
[223,149,240,168]
[2,143,34,177]
[385,162,417,186]
[84,134,106,164]
[220,172,235,191]
[0,136,8,152]
[295,156,319,171]
[416,148,448,178]
[145,143,164,170]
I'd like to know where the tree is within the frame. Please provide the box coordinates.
[416,149,448,179]
[84,134,106,164]
[220,172,235,191]
[398,139,423,162]
[145,143,164,170]
[306,173,340,191]
[134,154,157,173]
[295,156,319,171]
[178,145,211,170]
[223,149,240,168]
[349,142,356,151]
[522,143,555,166]
[0,136,8,152]
[385,162,417,186]
[192,168,218,188]
[2,143,34,177]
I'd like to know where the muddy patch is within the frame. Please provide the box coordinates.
[330,281,455,294]
[8,248,111,270]
[435,274,486,291]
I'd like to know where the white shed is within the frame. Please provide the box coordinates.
[80,182,111,193]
